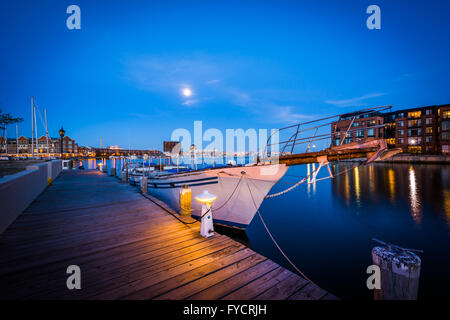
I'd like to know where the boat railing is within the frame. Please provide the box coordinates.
[263,105,393,158]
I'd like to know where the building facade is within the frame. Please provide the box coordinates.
[331,110,386,146]
[331,104,450,155]
[0,135,78,156]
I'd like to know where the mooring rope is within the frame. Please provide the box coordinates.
[243,174,314,283]
[265,161,364,199]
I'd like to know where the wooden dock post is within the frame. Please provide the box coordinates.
[372,245,421,300]
[140,177,148,194]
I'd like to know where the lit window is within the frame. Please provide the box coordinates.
[408,111,421,118]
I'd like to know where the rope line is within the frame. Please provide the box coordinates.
[265,162,363,199]
[243,174,314,283]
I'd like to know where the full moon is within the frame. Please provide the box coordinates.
[182,88,192,97]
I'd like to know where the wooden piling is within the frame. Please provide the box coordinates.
[179,185,192,216]
[372,246,421,300]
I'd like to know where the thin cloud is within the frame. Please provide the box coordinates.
[182,99,199,106]
[325,92,388,107]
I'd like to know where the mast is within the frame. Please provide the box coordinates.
[44,108,49,157]
[34,105,38,157]
[31,96,34,157]
[16,124,18,155]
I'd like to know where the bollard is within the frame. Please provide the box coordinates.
[110,167,116,177]
[102,165,108,173]
[372,246,421,300]
[179,185,192,216]
[121,171,127,183]
[195,190,216,238]
[47,177,52,186]
[140,177,148,193]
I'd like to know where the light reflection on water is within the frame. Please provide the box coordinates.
[408,166,422,224]
[246,162,450,300]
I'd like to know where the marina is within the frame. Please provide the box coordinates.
[1,0,450,305]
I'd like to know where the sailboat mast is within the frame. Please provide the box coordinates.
[34,105,38,157]
[16,124,18,155]
[44,108,49,157]
[31,96,34,158]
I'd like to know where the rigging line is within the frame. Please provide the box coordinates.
[33,101,47,133]
[213,174,244,212]
[264,163,321,199]
[244,174,314,284]
[265,161,365,199]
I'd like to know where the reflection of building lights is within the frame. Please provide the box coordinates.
[408,166,422,224]
[388,168,395,203]
[354,166,360,206]
[344,170,350,205]
[443,190,450,226]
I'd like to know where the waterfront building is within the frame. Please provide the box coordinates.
[331,109,386,146]
[383,104,449,154]
[331,104,450,155]
[0,135,78,156]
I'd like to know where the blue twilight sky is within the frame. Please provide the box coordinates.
[1,0,449,150]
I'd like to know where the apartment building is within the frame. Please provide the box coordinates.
[331,104,450,155]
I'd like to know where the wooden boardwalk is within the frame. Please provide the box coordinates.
[0,170,336,300]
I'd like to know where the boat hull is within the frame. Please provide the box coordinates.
[146,164,287,229]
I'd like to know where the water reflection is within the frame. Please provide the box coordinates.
[408,166,422,224]
[444,190,450,227]
[353,166,361,207]
[306,163,317,198]
[331,162,449,228]
[387,168,395,204]
[248,162,450,300]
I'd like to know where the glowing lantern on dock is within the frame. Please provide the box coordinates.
[195,190,216,238]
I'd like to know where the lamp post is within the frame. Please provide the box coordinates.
[59,127,65,159]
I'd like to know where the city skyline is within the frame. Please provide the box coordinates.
[1,0,450,149]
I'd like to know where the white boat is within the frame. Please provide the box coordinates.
[145,163,288,229]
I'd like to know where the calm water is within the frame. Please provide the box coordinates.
[80,158,450,299]
[247,162,450,300]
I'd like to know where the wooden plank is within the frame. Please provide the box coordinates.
[91,243,247,300]
[155,253,268,300]
[254,273,309,300]
[0,231,216,298]
[287,282,328,300]
[187,259,280,300]
[221,267,292,300]
[121,247,255,300]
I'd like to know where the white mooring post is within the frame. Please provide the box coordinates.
[195,190,216,238]
[372,239,422,300]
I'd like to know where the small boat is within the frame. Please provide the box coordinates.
[146,163,288,229]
